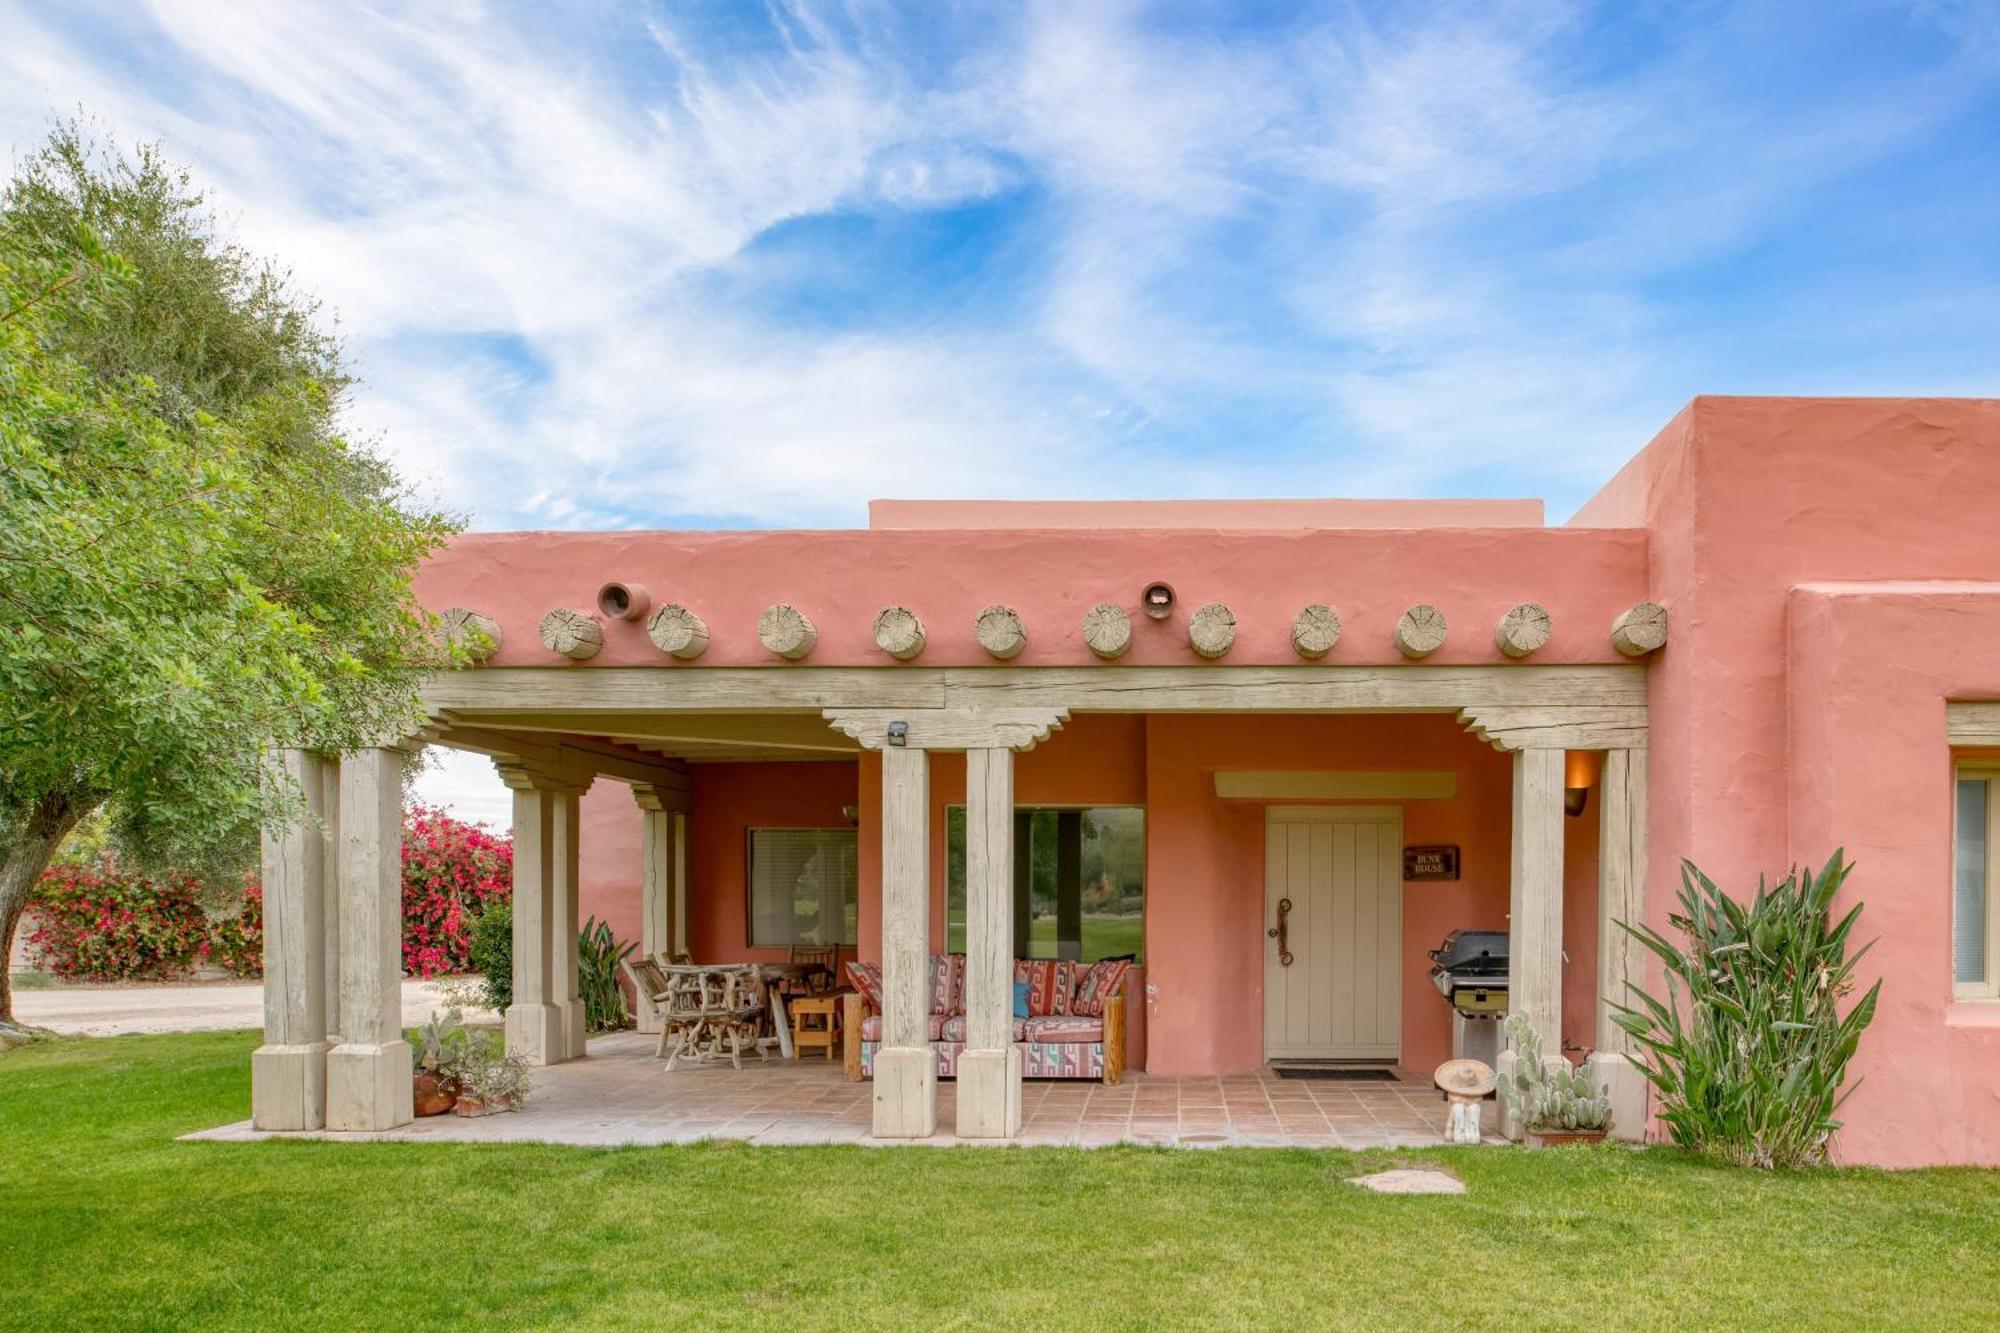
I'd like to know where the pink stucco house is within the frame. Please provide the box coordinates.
[251,396,2000,1167]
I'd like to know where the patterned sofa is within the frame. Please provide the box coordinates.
[841,955,1141,1085]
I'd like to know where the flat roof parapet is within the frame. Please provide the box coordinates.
[867,498,1545,531]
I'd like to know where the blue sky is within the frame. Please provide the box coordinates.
[3,0,1996,536]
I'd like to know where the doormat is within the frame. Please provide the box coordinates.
[1272,1066,1398,1081]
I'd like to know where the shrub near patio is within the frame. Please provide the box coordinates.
[25,863,261,982]
[398,805,512,978]
[23,805,508,987]
[1613,849,1881,1169]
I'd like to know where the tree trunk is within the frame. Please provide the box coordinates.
[0,782,94,1032]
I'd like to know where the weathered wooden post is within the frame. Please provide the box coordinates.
[757,604,817,660]
[1291,604,1341,659]
[1394,604,1448,659]
[1082,602,1131,659]
[1495,603,1552,658]
[1187,602,1236,659]
[539,608,603,660]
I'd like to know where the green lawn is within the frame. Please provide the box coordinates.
[3,1034,1998,1329]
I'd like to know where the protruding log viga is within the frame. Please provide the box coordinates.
[1610,601,1668,656]
[1495,603,1552,658]
[645,603,710,660]
[439,607,502,662]
[1081,602,1132,659]
[1291,604,1340,659]
[757,604,817,659]
[872,606,926,660]
[974,604,1027,659]
[1188,602,1236,659]
[538,608,602,660]
[1394,604,1448,659]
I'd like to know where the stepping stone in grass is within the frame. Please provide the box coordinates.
[1349,1168,1465,1195]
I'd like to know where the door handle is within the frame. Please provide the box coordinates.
[1267,896,1294,967]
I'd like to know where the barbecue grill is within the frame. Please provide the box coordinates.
[1428,929,1509,1071]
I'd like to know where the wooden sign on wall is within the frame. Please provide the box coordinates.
[1404,844,1460,882]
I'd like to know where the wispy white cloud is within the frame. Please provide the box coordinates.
[0,0,1991,543]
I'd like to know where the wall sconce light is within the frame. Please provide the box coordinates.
[1564,750,1600,819]
[1142,582,1176,620]
[886,720,908,747]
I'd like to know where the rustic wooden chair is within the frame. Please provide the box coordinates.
[785,944,838,996]
[657,963,768,1071]
[622,956,677,1058]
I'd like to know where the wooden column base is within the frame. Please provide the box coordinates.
[251,1041,328,1131]
[870,1045,937,1138]
[955,1046,1023,1139]
[505,1002,565,1067]
[1585,1051,1649,1143]
[552,999,587,1063]
[325,1039,413,1132]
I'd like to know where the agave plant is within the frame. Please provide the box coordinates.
[1611,849,1881,1169]
[578,916,636,1033]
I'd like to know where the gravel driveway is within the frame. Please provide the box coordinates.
[13,977,496,1036]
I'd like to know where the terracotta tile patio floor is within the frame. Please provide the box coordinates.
[191,1031,1501,1149]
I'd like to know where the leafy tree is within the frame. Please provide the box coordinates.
[0,123,458,1035]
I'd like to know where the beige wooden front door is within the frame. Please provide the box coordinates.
[1263,806,1403,1061]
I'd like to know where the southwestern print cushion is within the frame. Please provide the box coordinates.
[926,953,966,1015]
[1069,959,1132,1017]
[845,961,883,1012]
[1019,1014,1103,1043]
[858,1013,949,1042]
[1013,958,1079,1016]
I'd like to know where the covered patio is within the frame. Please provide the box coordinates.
[209,1030,1499,1148]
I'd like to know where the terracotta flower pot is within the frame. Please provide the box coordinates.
[413,1070,457,1117]
[1525,1128,1608,1148]
[452,1092,517,1118]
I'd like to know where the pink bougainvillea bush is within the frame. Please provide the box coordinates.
[400,805,512,978]
[27,864,261,982]
[29,807,508,983]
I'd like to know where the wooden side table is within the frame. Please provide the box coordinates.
[789,992,842,1062]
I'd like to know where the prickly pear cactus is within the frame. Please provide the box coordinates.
[1501,1013,1614,1133]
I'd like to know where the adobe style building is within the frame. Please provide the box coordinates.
[251,397,2000,1166]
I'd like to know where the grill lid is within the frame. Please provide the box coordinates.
[1428,929,1509,976]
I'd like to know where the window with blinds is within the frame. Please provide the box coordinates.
[1955,773,1996,998]
[745,828,858,948]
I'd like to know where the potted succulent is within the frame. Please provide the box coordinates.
[448,1029,532,1117]
[1501,1013,1613,1147]
[410,1011,465,1117]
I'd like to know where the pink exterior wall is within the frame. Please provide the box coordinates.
[1573,397,2000,1167]
[413,526,1646,669]
[1140,714,1535,1075]
[683,762,860,967]
[869,498,1545,530]
[577,783,644,950]
[478,394,2000,1165]
[588,714,1613,1080]
[1784,583,2000,1166]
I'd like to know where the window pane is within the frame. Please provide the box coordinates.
[1079,808,1145,963]
[946,807,966,953]
[747,829,858,947]
[1956,779,1988,986]
[1026,809,1062,959]
[945,805,1145,963]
